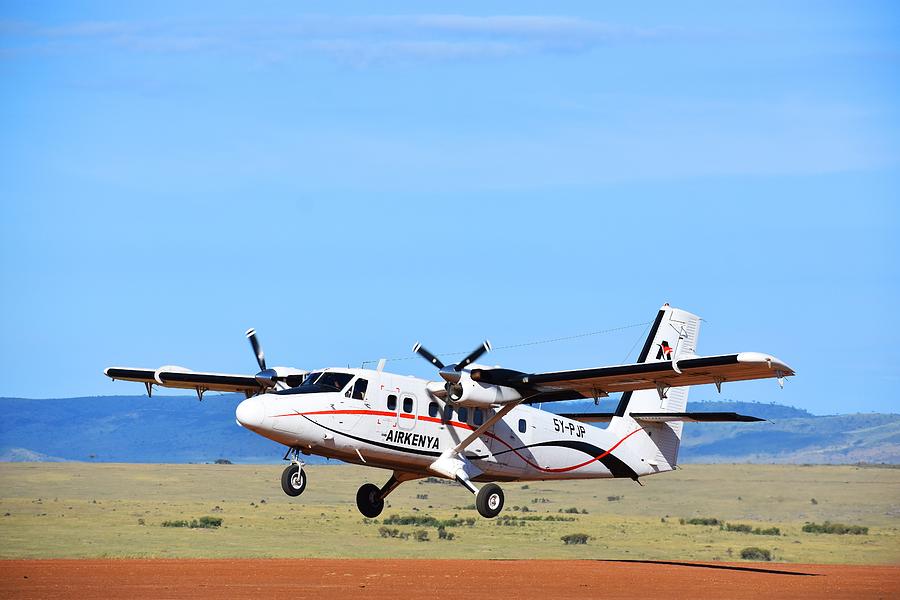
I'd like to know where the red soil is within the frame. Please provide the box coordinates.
[2,559,898,600]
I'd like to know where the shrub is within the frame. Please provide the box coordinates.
[496,515,526,526]
[161,520,189,528]
[725,523,753,533]
[378,527,400,538]
[802,521,868,535]
[382,514,473,528]
[560,507,582,514]
[162,516,222,529]
[681,517,721,526]
[739,547,771,561]
[607,495,622,502]
[214,459,232,465]
[196,516,223,528]
[413,529,429,542]
[561,533,590,545]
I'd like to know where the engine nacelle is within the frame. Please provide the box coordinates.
[446,376,522,407]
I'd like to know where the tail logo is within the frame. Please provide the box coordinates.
[656,341,673,360]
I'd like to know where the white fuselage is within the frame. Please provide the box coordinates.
[235,368,656,482]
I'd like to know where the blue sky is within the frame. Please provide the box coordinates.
[1,2,898,414]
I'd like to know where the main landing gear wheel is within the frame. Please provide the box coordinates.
[356,483,385,518]
[281,464,306,497]
[476,483,504,518]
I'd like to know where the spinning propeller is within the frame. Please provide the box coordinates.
[412,340,492,400]
[247,328,281,389]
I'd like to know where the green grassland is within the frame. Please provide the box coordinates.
[0,463,898,563]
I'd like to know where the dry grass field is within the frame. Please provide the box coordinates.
[0,462,897,564]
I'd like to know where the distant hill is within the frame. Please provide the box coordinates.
[1,395,897,464]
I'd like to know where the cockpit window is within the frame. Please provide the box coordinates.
[274,371,354,395]
[311,371,354,392]
[348,378,368,400]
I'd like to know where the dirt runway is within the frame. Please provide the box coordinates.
[2,559,898,599]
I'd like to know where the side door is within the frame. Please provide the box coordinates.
[487,410,529,475]
[335,376,368,431]
[397,392,418,431]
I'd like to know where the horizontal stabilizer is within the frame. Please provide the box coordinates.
[557,411,763,424]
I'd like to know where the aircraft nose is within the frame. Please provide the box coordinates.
[235,397,267,430]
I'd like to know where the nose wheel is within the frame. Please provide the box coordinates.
[281,464,307,497]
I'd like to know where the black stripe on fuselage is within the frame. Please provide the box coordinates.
[491,439,639,479]
[299,416,638,478]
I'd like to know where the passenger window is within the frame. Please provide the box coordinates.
[350,378,368,400]
[387,395,397,411]
[474,408,484,426]
[457,407,468,423]
[518,418,527,433]
[402,396,413,414]
[428,402,439,418]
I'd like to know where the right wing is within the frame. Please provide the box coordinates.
[557,411,764,424]
[104,366,266,398]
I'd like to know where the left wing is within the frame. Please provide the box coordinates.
[104,366,275,398]
[470,351,794,401]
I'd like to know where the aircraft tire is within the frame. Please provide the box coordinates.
[476,483,504,518]
[281,464,306,497]
[356,483,385,518]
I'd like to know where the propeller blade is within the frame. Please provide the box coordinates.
[246,328,267,371]
[455,340,492,371]
[412,342,445,370]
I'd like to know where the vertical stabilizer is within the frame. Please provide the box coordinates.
[611,304,701,470]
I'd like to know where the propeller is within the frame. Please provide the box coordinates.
[246,328,278,388]
[412,340,492,400]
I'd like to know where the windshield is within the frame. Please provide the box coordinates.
[275,370,354,395]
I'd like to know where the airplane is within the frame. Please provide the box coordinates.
[105,304,794,519]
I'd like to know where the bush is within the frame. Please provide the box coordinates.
[607,495,622,502]
[162,516,222,529]
[739,547,771,561]
[561,533,590,545]
[195,516,223,528]
[755,527,781,536]
[382,514,474,528]
[214,459,232,465]
[680,517,721,526]
[413,529,429,542]
[802,521,868,535]
[161,520,189,528]
[725,523,781,536]
[560,507,582,514]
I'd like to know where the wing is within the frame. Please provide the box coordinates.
[104,366,264,397]
[470,352,794,401]
[557,411,764,423]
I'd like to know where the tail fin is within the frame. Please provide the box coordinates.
[611,304,701,471]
